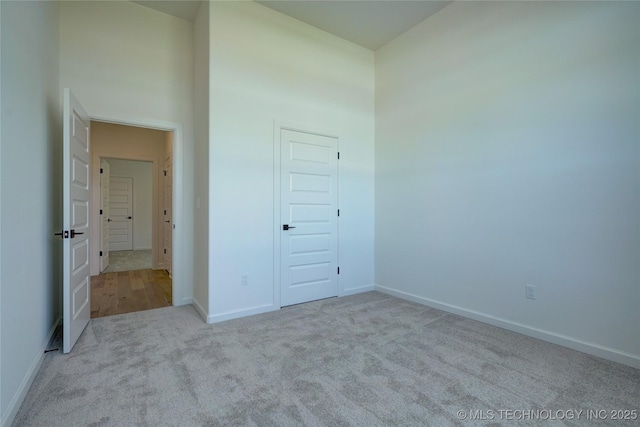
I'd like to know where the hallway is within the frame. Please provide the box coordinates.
[103,250,152,273]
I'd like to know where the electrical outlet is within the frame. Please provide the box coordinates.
[525,284,537,300]
[241,273,249,286]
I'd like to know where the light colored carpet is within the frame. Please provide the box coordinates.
[103,250,152,273]
[14,292,640,426]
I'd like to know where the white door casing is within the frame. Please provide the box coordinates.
[280,129,339,307]
[100,159,110,272]
[63,89,91,353]
[87,118,185,305]
[164,155,172,276]
[109,176,133,251]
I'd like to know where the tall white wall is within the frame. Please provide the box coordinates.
[0,1,61,424]
[107,159,153,250]
[192,0,210,317]
[208,1,375,320]
[59,0,194,304]
[375,1,640,367]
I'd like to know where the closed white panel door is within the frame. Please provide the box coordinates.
[281,129,338,306]
[63,89,91,353]
[100,159,110,272]
[164,155,172,275]
[109,177,133,251]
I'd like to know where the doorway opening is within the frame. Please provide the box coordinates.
[101,159,152,272]
[89,121,174,318]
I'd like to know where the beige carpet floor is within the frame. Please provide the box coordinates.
[14,292,640,426]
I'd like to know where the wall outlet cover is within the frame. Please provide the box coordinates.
[525,284,537,300]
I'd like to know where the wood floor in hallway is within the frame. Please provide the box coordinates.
[90,269,172,318]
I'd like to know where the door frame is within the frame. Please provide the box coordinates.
[99,159,110,272]
[272,120,341,309]
[163,153,173,276]
[93,155,157,270]
[89,115,184,306]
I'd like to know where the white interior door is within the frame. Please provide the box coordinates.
[109,176,133,251]
[280,129,339,307]
[100,159,110,272]
[62,88,91,353]
[163,155,172,276]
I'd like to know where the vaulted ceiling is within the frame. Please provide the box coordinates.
[132,0,452,51]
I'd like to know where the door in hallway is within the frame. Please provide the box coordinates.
[280,129,339,307]
[100,159,110,272]
[163,154,172,276]
[109,176,133,251]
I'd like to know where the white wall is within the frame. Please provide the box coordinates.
[0,1,61,425]
[375,1,640,367]
[193,0,210,316]
[208,1,375,320]
[0,1,3,416]
[59,0,194,304]
[107,159,153,250]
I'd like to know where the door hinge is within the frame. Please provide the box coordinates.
[337,209,340,217]
[164,209,166,215]
[337,152,340,160]
[163,170,167,176]
[99,209,103,215]
[164,249,167,254]
[100,251,103,257]
[100,168,103,174]
[337,267,340,274]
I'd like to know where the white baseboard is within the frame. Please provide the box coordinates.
[375,285,640,370]
[179,297,193,306]
[193,287,377,324]
[2,318,60,427]
[191,298,208,322]
[341,284,375,297]
[207,304,279,324]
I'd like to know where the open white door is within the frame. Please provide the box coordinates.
[100,159,110,272]
[62,89,91,353]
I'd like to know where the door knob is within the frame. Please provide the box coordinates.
[128,216,132,219]
[107,218,112,222]
[165,220,170,223]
